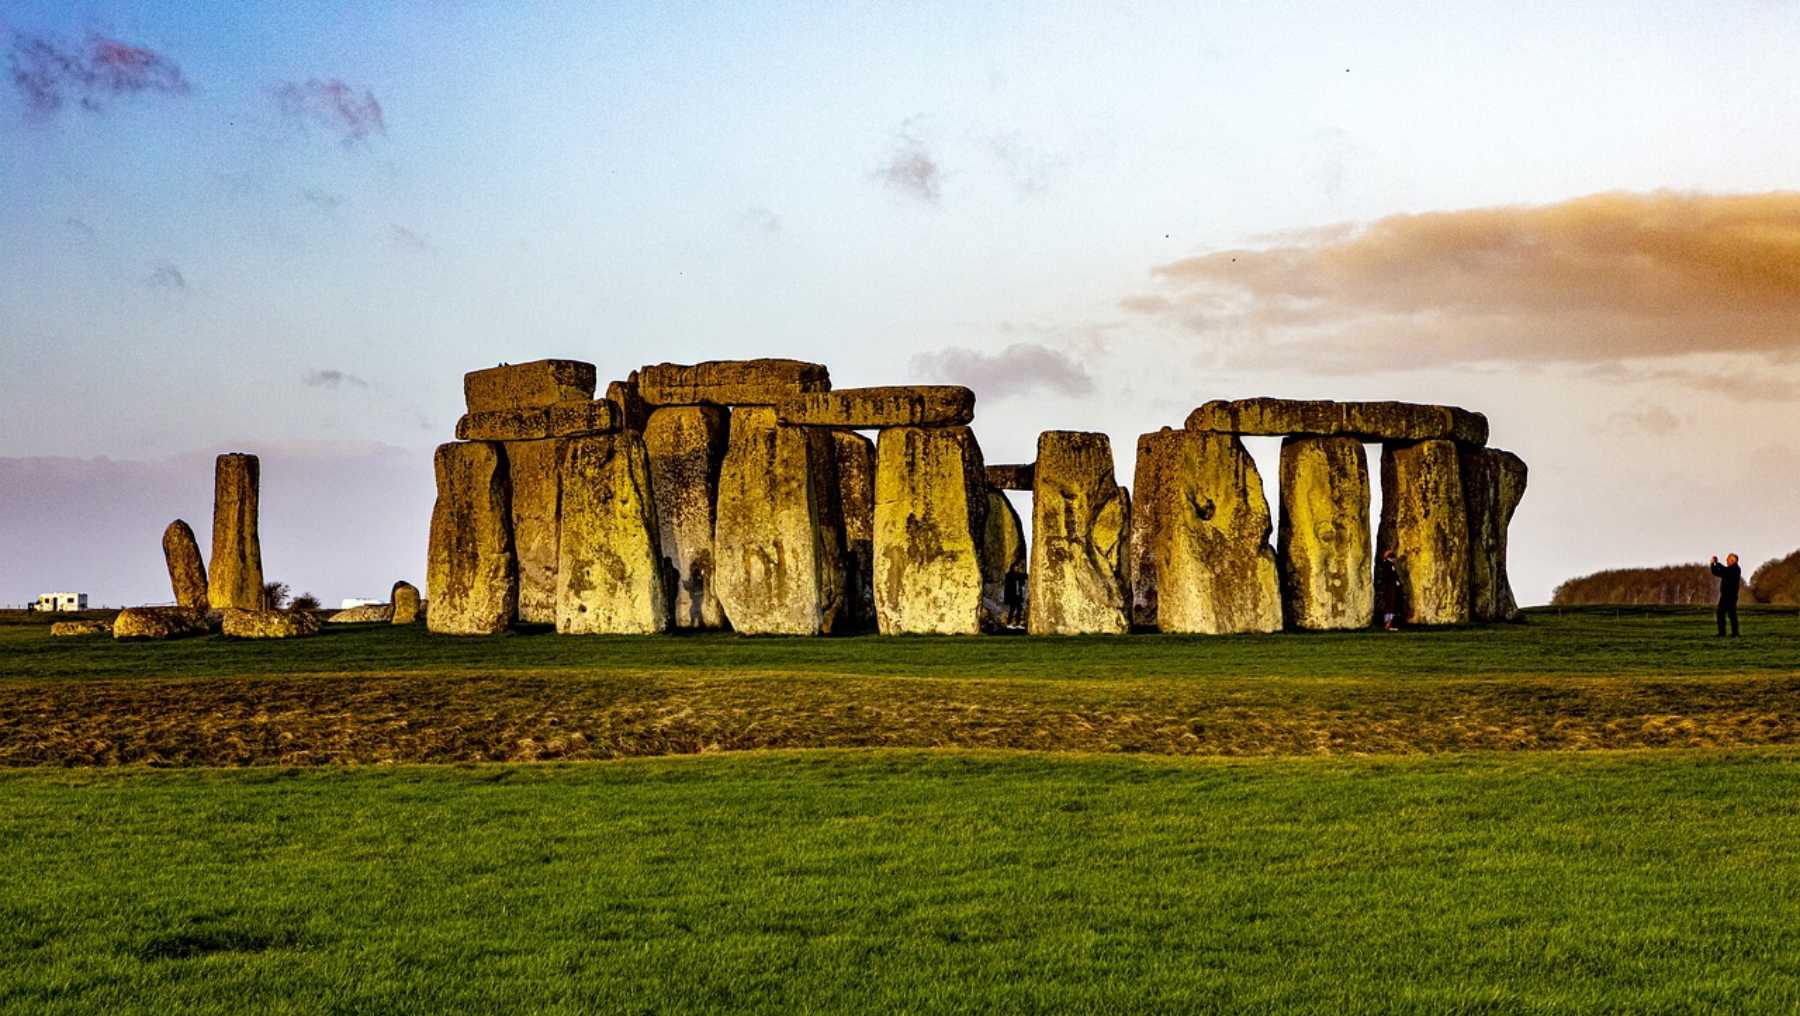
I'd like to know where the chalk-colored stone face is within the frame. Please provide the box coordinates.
[1461,447,1527,622]
[872,426,987,635]
[208,453,264,611]
[1029,431,1131,636]
[555,433,669,634]
[161,519,208,610]
[776,386,974,428]
[1151,430,1283,634]
[1128,430,1180,629]
[1187,398,1488,447]
[504,439,562,624]
[643,406,731,629]
[221,607,321,639]
[833,430,878,631]
[714,407,845,635]
[983,463,1035,491]
[1277,435,1373,630]
[979,489,1027,629]
[112,606,209,640]
[639,359,830,407]
[390,581,421,625]
[463,359,596,412]
[455,401,618,441]
[1377,440,1472,626]
[427,441,518,635]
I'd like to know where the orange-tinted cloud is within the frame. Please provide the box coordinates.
[1124,191,1800,371]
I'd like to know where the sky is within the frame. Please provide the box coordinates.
[4,1,1800,607]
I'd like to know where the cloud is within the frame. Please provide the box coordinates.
[910,342,1095,399]
[304,369,368,390]
[389,224,431,252]
[1585,362,1800,402]
[8,33,189,118]
[146,263,186,289]
[272,78,385,147]
[1606,403,1681,437]
[1123,191,1800,372]
[63,217,96,238]
[743,205,782,235]
[299,188,344,212]
[984,132,1065,195]
[874,120,941,204]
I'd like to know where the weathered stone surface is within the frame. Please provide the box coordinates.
[833,430,878,631]
[1149,430,1283,634]
[873,426,987,635]
[162,519,208,610]
[222,608,321,639]
[983,463,1036,491]
[777,386,974,428]
[113,606,209,640]
[455,401,618,441]
[1187,398,1489,446]
[714,408,846,634]
[328,604,393,623]
[555,433,669,634]
[1277,436,1373,630]
[505,439,562,624]
[606,373,653,432]
[427,441,518,635]
[979,489,1027,629]
[1128,430,1177,628]
[208,453,264,611]
[1461,447,1528,622]
[391,581,421,625]
[1377,440,1472,625]
[52,620,111,636]
[464,359,596,412]
[643,406,731,629]
[639,359,830,407]
[1028,432,1131,635]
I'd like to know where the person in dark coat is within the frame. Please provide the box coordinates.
[1374,549,1402,630]
[1711,553,1741,637]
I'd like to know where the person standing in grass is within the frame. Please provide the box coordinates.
[1711,553,1742,638]
[1375,549,1402,631]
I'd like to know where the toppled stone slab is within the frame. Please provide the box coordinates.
[1277,436,1373,630]
[455,401,618,441]
[555,433,669,634]
[162,519,208,610]
[464,359,596,412]
[983,463,1036,491]
[639,359,830,407]
[714,407,845,634]
[208,453,265,610]
[644,406,731,629]
[606,372,653,432]
[980,489,1027,629]
[391,581,421,625]
[777,386,974,428]
[873,426,987,635]
[1462,447,1528,622]
[52,620,111,637]
[833,430,878,631]
[1377,440,1472,625]
[1128,431,1177,628]
[1147,430,1283,634]
[427,441,518,635]
[328,604,393,623]
[222,608,321,639]
[505,439,562,624]
[1029,432,1131,635]
[113,606,209,640]
[1187,398,1489,446]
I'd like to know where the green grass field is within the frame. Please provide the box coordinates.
[3,609,1798,1012]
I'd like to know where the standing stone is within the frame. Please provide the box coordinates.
[873,426,988,635]
[643,406,731,629]
[555,433,669,634]
[1377,440,1472,626]
[504,439,562,624]
[606,372,653,432]
[984,463,1035,491]
[1461,447,1528,622]
[1277,436,1373,630]
[833,430,878,631]
[714,407,845,635]
[1028,432,1131,635]
[207,453,264,611]
[1151,430,1282,634]
[979,489,1027,629]
[391,580,421,625]
[1128,430,1178,628]
[427,442,518,635]
[161,519,208,610]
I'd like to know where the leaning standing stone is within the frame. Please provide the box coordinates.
[1028,432,1131,635]
[426,441,517,635]
[714,408,846,634]
[505,439,562,624]
[207,453,264,610]
[162,519,209,610]
[833,430,878,631]
[555,433,669,634]
[1277,436,1373,630]
[873,426,988,635]
[643,406,731,629]
[1377,440,1472,625]
[391,580,421,625]
[1151,430,1283,634]
[1461,447,1528,622]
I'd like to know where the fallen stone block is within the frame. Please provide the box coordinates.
[643,406,731,629]
[1277,435,1373,630]
[222,608,321,639]
[427,441,518,635]
[51,620,111,637]
[1377,440,1472,625]
[162,519,208,610]
[1186,398,1488,446]
[555,432,669,634]
[777,385,974,428]
[873,426,987,635]
[464,359,596,412]
[208,453,264,611]
[639,359,830,406]
[714,407,845,634]
[983,463,1036,491]
[113,606,209,640]
[1147,430,1283,634]
[328,604,393,623]
[1029,432,1131,635]
[1462,447,1528,622]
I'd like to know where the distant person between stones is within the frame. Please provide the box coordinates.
[1710,553,1741,638]
[1374,548,1403,631]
